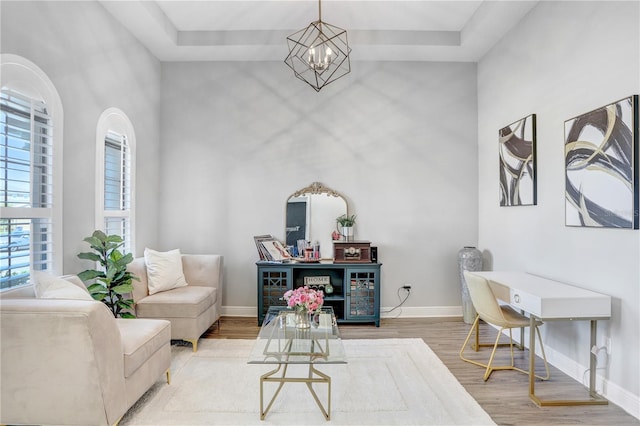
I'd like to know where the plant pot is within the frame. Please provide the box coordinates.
[341,226,354,242]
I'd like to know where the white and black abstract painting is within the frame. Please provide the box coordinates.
[499,114,536,206]
[565,95,639,229]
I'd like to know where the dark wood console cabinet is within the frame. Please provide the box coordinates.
[257,261,381,326]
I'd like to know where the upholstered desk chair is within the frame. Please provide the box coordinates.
[459,271,550,381]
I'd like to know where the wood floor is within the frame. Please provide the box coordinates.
[203,316,639,426]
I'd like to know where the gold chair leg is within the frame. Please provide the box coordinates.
[474,317,480,351]
[461,319,548,382]
[460,315,481,362]
[483,327,505,381]
[460,316,514,367]
[166,368,171,384]
[185,338,198,352]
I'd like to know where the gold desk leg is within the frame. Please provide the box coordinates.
[529,317,608,407]
[259,363,331,421]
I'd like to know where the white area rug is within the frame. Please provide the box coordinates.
[121,338,495,425]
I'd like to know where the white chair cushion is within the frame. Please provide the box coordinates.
[144,248,188,295]
[32,272,93,301]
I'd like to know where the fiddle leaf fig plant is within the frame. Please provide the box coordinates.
[77,230,137,318]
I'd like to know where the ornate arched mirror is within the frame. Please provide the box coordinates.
[286,182,348,259]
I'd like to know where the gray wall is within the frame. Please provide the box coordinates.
[478,0,639,411]
[0,1,162,270]
[160,61,479,312]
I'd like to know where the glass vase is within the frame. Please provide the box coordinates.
[295,306,311,329]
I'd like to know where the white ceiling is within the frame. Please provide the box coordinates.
[100,0,539,62]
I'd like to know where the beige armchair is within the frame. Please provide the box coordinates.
[459,271,550,381]
[0,276,171,426]
[127,254,223,351]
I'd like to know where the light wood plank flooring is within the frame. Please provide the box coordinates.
[203,316,638,425]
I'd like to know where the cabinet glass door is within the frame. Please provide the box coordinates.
[258,267,290,323]
[346,269,378,321]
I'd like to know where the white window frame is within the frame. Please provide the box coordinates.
[0,54,63,278]
[95,108,136,256]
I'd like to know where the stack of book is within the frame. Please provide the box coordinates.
[254,235,292,262]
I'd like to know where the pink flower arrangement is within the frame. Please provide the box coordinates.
[283,286,324,314]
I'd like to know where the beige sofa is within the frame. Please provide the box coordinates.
[0,276,171,426]
[127,254,223,352]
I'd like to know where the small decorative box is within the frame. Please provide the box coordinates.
[333,241,372,263]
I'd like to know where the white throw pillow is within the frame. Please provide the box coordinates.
[144,248,188,295]
[32,272,94,301]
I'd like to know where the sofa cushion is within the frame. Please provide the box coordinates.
[32,272,93,301]
[144,248,188,295]
[116,318,171,378]
[136,286,216,319]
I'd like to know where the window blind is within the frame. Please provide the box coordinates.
[103,130,131,253]
[1,89,55,289]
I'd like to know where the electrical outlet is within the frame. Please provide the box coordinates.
[598,335,612,355]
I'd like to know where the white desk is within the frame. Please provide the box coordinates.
[469,271,611,406]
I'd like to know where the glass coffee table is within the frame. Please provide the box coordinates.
[248,306,347,420]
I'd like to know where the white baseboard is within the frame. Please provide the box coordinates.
[380,305,462,318]
[222,306,256,317]
[221,304,638,420]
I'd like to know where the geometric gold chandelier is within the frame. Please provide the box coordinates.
[284,0,352,92]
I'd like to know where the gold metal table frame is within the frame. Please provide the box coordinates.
[528,316,608,407]
[249,307,346,421]
[260,359,332,420]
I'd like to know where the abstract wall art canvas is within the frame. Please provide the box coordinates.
[565,95,639,229]
[499,114,537,206]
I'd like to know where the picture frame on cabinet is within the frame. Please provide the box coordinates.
[564,95,639,229]
[498,114,537,206]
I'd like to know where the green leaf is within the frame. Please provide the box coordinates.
[113,253,133,269]
[112,283,133,294]
[83,236,104,250]
[92,293,107,301]
[105,242,123,253]
[105,234,123,243]
[105,265,117,281]
[92,230,107,241]
[87,283,107,292]
[109,249,123,262]
[113,268,127,282]
[78,270,105,281]
[117,299,135,309]
[119,312,136,319]
[77,252,102,262]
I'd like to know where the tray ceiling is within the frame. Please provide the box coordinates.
[100,0,539,62]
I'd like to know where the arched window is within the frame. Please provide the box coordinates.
[0,54,63,289]
[96,108,136,255]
